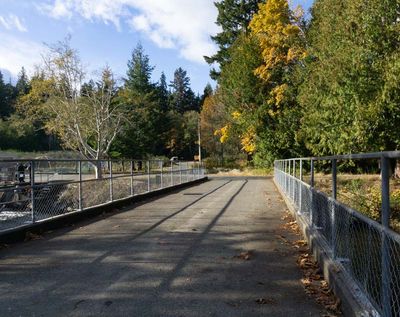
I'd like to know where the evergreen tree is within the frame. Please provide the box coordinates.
[204,0,263,80]
[157,71,169,112]
[0,71,16,118]
[298,0,400,155]
[200,83,213,108]
[216,33,265,161]
[80,80,95,97]
[125,43,155,94]
[16,67,30,96]
[169,67,197,113]
[0,71,6,118]
[115,43,167,158]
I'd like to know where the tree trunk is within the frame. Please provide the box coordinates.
[92,161,103,179]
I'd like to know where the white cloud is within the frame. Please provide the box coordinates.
[39,0,127,30]
[0,33,45,76]
[39,0,220,64]
[0,14,28,32]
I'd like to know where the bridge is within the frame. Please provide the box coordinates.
[0,154,399,316]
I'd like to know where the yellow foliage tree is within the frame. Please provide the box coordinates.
[249,0,306,117]
[249,0,305,82]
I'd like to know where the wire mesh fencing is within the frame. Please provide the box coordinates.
[275,152,400,317]
[0,158,205,234]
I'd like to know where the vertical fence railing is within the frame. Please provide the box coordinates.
[381,156,391,317]
[274,151,400,317]
[30,160,35,223]
[78,160,83,211]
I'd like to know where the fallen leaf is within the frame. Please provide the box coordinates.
[234,251,254,261]
[255,297,276,305]
[24,232,43,241]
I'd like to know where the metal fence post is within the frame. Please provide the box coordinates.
[331,159,337,258]
[298,159,303,214]
[293,160,296,202]
[130,160,134,196]
[147,161,151,192]
[160,160,163,189]
[179,161,182,184]
[78,160,82,210]
[290,160,292,199]
[30,160,35,223]
[381,155,391,317]
[310,159,315,226]
[170,161,173,186]
[284,160,288,194]
[109,160,113,202]
[283,160,286,192]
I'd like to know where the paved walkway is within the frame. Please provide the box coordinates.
[0,177,324,316]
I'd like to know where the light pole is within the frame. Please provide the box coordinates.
[198,117,202,163]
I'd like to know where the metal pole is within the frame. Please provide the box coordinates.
[299,159,303,214]
[284,161,287,193]
[310,159,315,226]
[78,160,82,210]
[170,161,173,186]
[109,160,113,202]
[147,161,150,192]
[186,162,189,182]
[331,159,337,258]
[130,160,134,196]
[310,159,315,187]
[300,160,303,181]
[288,160,293,199]
[381,156,391,317]
[179,161,182,184]
[160,160,163,189]
[198,118,202,163]
[30,160,35,223]
[293,160,296,202]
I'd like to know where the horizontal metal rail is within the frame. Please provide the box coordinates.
[280,150,400,162]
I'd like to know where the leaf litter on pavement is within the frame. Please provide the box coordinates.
[280,211,342,316]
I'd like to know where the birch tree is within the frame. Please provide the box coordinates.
[19,39,124,178]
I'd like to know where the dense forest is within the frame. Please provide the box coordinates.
[201,0,400,167]
[0,42,207,161]
[1,0,400,166]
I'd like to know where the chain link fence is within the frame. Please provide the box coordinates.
[275,152,400,317]
[0,158,205,233]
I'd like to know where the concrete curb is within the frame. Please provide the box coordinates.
[273,178,380,317]
[0,177,208,244]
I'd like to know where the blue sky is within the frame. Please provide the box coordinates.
[0,0,313,94]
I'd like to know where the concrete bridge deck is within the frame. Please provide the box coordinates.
[0,177,325,316]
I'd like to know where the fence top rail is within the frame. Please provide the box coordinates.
[275,150,400,163]
[0,158,199,164]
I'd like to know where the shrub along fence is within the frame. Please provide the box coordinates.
[0,159,205,234]
[275,151,400,317]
